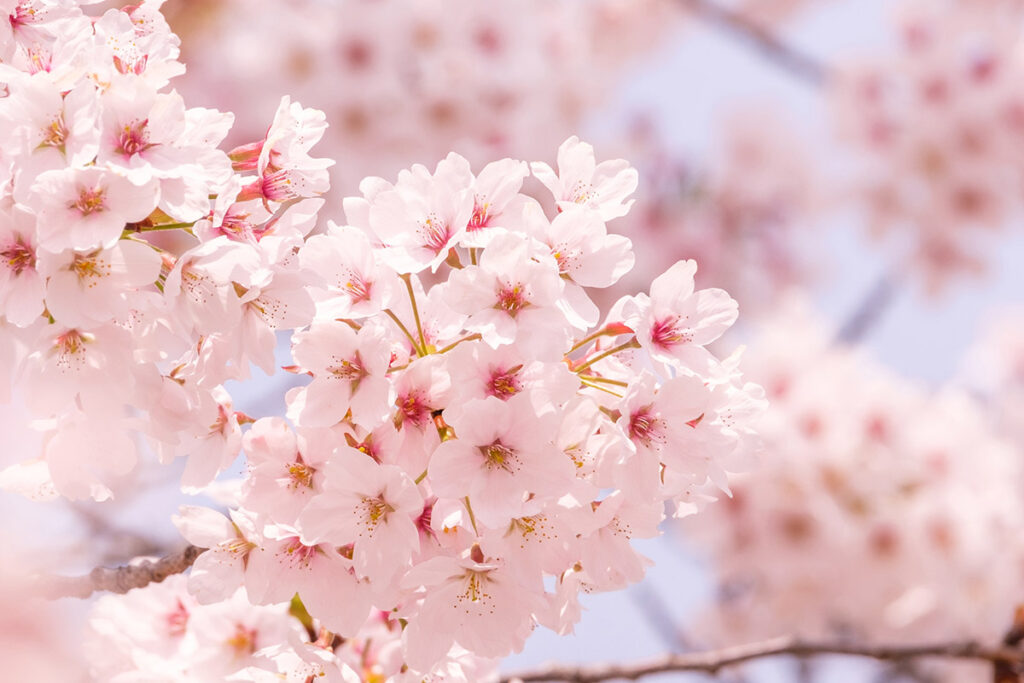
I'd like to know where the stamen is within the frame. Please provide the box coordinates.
[70,185,107,216]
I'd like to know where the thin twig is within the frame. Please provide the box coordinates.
[835,270,900,345]
[679,0,830,87]
[501,636,1023,683]
[35,545,206,600]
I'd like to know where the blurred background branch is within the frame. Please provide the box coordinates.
[501,636,1023,682]
[678,0,831,86]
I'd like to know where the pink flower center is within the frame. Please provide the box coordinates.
[457,570,493,604]
[70,185,107,216]
[649,315,692,349]
[221,536,256,558]
[286,459,315,489]
[25,45,52,74]
[226,623,258,658]
[329,353,366,382]
[508,515,540,539]
[1,239,35,275]
[568,180,594,205]
[479,440,519,473]
[208,404,233,436]
[278,537,319,569]
[261,169,300,201]
[71,253,111,283]
[41,114,67,149]
[10,3,40,28]
[113,53,148,76]
[552,248,573,274]
[165,599,189,638]
[116,119,153,157]
[358,495,394,533]
[397,391,430,428]
[486,365,523,399]
[218,208,256,241]
[344,273,373,304]
[468,199,490,231]
[628,406,664,447]
[416,499,436,539]
[53,331,86,358]
[420,214,453,254]
[494,283,527,317]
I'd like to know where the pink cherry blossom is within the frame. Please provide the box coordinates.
[531,135,639,220]
[299,446,424,582]
[30,165,159,252]
[289,320,392,429]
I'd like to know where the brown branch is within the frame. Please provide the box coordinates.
[34,545,206,600]
[679,0,830,87]
[501,636,1024,682]
[994,606,1024,683]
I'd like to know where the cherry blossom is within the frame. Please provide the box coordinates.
[30,165,159,252]
[0,4,766,676]
[531,135,639,220]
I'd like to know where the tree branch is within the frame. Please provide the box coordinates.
[678,0,830,87]
[501,636,1023,682]
[628,583,692,653]
[834,269,900,345]
[35,545,206,600]
[994,606,1024,683]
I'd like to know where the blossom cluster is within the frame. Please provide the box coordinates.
[683,302,1024,681]
[87,575,488,683]
[831,0,1024,288]
[149,135,763,679]
[0,1,764,678]
[170,0,679,198]
[0,0,330,501]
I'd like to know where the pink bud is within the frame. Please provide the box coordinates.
[227,141,265,171]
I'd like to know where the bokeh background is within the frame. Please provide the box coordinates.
[5,0,1024,680]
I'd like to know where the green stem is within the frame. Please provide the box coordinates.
[400,273,428,355]
[579,379,624,398]
[569,328,609,355]
[383,309,424,357]
[437,333,482,355]
[574,338,641,374]
[578,374,629,387]
[463,496,479,536]
[414,469,428,484]
[121,221,197,240]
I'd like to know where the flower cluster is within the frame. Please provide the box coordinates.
[170,0,679,198]
[683,301,1024,681]
[0,2,763,677]
[831,0,1024,289]
[0,0,330,501]
[87,574,499,682]
[157,135,764,679]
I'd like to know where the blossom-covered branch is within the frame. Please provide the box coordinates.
[500,636,1023,682]
[679,0,830,86]
[36,545,205,600]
